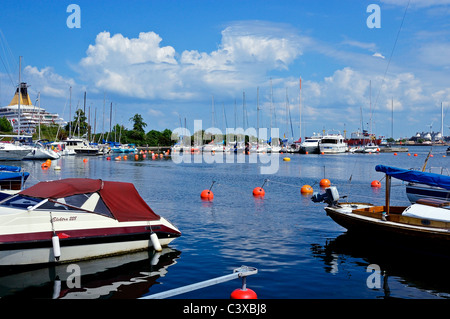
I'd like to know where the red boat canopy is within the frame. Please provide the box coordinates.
[19,178,160,222]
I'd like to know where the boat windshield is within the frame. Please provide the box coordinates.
[321,138,338,144]
[0,193,113,218]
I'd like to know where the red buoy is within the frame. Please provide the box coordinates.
[371,180,381,188]
[201,181,216,201]
[252,187,265,197]
[200,190,214,200]
[230,288,257,299]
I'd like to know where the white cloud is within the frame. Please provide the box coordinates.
[372,52,385,59]
[78,21,305,100]
[23,65,75,98]
[418,43,450,68]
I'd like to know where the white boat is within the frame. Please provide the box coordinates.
[312,165,450,249]
[50,142,76,156]
[350,142,379,154]
[64,138,102,155]
[299,135,322,154]
[0,142,31,160]
[319,132,347,154]
[0,178,181,266]
[23,141,60,160]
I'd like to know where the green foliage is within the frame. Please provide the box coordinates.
[0,116,13,132]
[130,114,147,133]
[65,108,90,137]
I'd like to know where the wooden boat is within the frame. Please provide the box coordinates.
[312,165,450,247]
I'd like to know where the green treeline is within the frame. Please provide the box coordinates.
[0,110,174,146]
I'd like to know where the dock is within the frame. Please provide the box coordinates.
[379,147,409,153]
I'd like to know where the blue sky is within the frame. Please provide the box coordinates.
[1,0,450,140]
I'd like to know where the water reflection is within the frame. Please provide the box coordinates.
[0,248,181,299]
[311,233,450,298]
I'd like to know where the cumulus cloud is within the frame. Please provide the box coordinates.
[298,66,442,131]
[23,65,75,98]
[78,21,305,100]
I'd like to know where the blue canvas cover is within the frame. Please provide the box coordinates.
[375,165,450,190]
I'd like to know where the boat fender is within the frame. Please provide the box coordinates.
[150,232,162,252]
[52,233,61,261]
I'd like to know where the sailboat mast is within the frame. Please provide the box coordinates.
[257,87,259,146]
[391,97,394,140]
[18,56,21,135]
[69,86,72,138]
[299,77,302,142]
[369,80,372,136]
[38,92,41,139]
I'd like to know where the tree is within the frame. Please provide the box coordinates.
[65,109,89,137]
[0,117,13,132]
[130,114,147,133]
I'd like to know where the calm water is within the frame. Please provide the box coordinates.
[1,145,449,299]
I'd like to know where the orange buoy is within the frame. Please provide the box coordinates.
[230,288,257,299]
[414,153,418,157]
[408,153,411,156]
[253,179,268,197]
[41,162,49,170]
[83,158,88,163]
[252,187,265,197]
[135,154,139,160]
[115,156,121,161]
[305,151,309,154]
[301,185,313,194]
[320,179,331,188]
[321,151,325,155]
[200,189,214,200]
[394,153,397,156]
[201,181,216,201]
[106,156,111,160]
[371,180,381,188]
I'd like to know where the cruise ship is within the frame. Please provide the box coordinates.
[0,82,66,134]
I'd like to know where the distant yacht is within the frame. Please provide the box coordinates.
[0,82,66,134]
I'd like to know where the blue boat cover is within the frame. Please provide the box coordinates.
[0,165,22,172]
[375,165,450,190]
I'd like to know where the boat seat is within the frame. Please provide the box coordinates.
[416,198,450,208]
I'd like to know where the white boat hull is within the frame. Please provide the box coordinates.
[0,209,180,266]
[0,237,176,266]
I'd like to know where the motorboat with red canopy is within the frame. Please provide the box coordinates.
[0,178,181,266]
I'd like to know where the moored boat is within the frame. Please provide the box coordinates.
[0,178,181,266]
[319,131,347,154]
[312,165,450,248]
[299,134,322,154]
[0,141,31,160]
[0,165,29,191]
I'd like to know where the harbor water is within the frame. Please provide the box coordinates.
[0,146,449,299]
